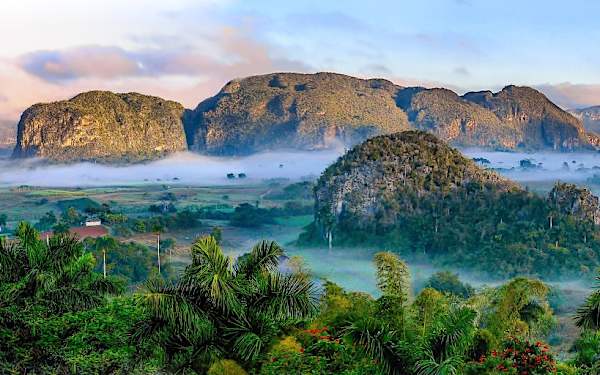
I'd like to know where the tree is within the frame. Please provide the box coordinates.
[230,203,274,228]
[374,252,411,303]
[484,278,553,340]
[134,237,318,373]
[425,271,474,298]
[575,273,600,330]
[0,213,6,232]
[64,206,82,225]
[0,223,122,372]
[211,226,223,244]
[35,211,57,231]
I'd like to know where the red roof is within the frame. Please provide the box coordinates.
[41,225,109,240]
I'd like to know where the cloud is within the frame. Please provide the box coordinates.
[536,83,600,109]
[20,46,141,81]
[0,26,312,128]
[18,27,310,83]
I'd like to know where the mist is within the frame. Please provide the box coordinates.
[0,149,344,187]
[461,148,600,190]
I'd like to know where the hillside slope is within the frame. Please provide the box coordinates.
[12,91,188,162]
[185,72,410,155]
[301,130,600,278]
[570,105,600,134]
[189,73,590,154]
[10,73,594,162]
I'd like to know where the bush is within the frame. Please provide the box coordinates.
[468,337,556,375]
[425,271,474,298]
[208,359,247,375]
[230,203,274,228]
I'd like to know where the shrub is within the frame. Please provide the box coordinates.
[208,359,247,375]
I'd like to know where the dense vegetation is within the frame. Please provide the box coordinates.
[303,131,600,279]
[3,226,600,374]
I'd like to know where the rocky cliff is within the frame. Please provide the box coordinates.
[548,182,600,225]
[187,73,590,155]
[311,130,517,240]
[11,73,596,162]
[462,86,586,150]
[570,106,600,134]
[12,91,188,162]
[185,72,410,155]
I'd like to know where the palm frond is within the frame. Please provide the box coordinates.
[427,307,476,361]
[343,317,401,374]
[138,280,213,335]
[415,353,463,375]
[575,291,600,330]
[235,240,283,277]
[253,272,319,320]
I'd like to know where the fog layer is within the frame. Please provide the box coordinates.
[0,149,344,187]
[2,148,600,188]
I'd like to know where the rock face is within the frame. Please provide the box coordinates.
[312,130,517,243]
[462,86,586,150]
[12,91,188,162]
[570,106,600,134]
[10,73,595,162]
[396,87,514,149]
[548,182,600,225]
[185,72,410,155]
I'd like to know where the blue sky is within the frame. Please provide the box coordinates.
[0,0,599,130]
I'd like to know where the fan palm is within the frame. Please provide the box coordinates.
[134,236,318,373]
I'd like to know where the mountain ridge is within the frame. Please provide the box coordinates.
[10,72,598,162]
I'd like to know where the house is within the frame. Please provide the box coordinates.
[85,219,102,227]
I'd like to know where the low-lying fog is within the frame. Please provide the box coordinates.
[0,149,344,187]
[463,148,600,184]
[2,148,600,188]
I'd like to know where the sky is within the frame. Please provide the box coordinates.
[1,0,600,136]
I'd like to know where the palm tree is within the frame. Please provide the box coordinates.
[0,222,122,312]
[151,223,163,274]
[0,222,123,372]
[575,274,600,330]
[134,236,318,373]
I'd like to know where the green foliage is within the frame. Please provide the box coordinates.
[35,210,57,231]
[208,359,248,375]
[134,236,319,373]
[425,271,474,298]
[211,226,223,244]
[0,223,123,373]
[84,236,175,285]
[305,131,600,279]
[575,274,600,330]
[37,297,157,374]
[230,203,275,228]
[484,278,554,340]
[374,252,411,302]
[570,330,600,370]
[56,197,101,213]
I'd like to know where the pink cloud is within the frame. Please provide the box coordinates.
[0,27,312,135]
[536,83,600,109]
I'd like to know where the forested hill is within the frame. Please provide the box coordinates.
[301,130,600,279]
